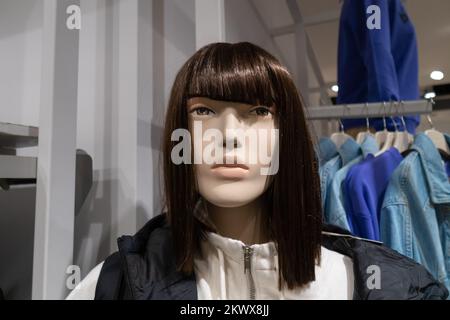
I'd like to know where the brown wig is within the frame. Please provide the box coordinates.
[163,42,322,290]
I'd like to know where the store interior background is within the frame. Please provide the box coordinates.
[0,0,449,299]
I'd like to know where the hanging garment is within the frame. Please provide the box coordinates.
[380,133,450,291]
[318,137,338,166]
[325,135,379,230]
[344,147,403,241]
[319,138,360,210]
[337,0,420,134]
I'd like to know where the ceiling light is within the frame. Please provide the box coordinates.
[424,91,436,99]
[331,85,339,93]
[430,70,444,80]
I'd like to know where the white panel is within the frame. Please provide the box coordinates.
[33,0,79,299]
[164,0,196,105]
[111,0,138,248]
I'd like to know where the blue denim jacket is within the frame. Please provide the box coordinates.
[319,138,360,210]
[325,136,379,230]
[380,133,450,291]
[318,137,338,166]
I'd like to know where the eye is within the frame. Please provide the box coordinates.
[250,106,272,117]
[190,106,215,116]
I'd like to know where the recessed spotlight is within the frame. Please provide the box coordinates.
[331,85,339,93]
[430,70,444,80]
[424,91,436,99]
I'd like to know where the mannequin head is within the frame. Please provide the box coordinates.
[163,42,322,289]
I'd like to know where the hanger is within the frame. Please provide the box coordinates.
[402,99,450,160]
[375,115,397,156]
[330,104,353,149]
[374,102,395,155]
[356,102,374,144]
[424,99,450,155]
[392,101,413,153]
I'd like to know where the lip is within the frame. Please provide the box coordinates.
[210,164,249,179]
[211,163,249,170]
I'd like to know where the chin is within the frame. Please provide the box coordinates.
[199,183,265,208]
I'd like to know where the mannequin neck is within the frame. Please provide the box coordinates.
[206,198,269,245]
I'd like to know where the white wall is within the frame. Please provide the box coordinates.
[73,0,196,278]
[0,0,42,127]
[0,0,197,298]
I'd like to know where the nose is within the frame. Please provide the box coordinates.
[220,109,241,130]
[219,110,243,149]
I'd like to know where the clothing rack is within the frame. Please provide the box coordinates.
[306,99,433,120]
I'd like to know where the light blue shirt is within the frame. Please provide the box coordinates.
[319,138,360,211]
[325,135,379,230]
[380,133,450,291]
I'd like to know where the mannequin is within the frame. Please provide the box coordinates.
[67,42,447,300]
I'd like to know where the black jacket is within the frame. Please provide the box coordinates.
[94,214,448,300]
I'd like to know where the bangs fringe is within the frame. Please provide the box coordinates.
[185,42,282,107]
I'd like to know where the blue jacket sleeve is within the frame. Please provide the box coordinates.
[345,0,400,102]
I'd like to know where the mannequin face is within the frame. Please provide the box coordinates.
[187,97,278,208]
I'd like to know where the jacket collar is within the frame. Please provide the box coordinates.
[318,137,338,165]
[338,137,360,166]
[336,135,377,166]
[360,135,379,158]
[410,133,450,204]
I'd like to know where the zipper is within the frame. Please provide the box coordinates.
[243,245,256,300]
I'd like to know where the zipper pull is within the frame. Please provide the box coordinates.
[243,246,253,274]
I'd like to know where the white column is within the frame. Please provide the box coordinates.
[195,0,225,49]
[286,0,310,106]
[136,0,157,228]
[110,0,138,248]
[33,0,80,299]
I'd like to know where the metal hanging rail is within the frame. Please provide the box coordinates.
[306,99,433,120]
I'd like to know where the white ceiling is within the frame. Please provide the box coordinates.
[252,0,450,95]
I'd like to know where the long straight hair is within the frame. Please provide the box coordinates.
[163,42,322,290]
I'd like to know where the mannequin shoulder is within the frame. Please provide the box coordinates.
[66,261,104,300]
